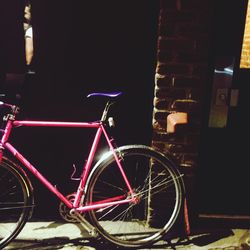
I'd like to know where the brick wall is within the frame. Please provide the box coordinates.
[150,0,213,224]
[152,0,212,169]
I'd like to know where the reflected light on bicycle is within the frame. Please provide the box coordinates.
[96,147,111,162]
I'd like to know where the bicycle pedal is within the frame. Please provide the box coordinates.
[70,209,98,238]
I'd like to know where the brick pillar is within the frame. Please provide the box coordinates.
[149,0,213,225]
[152,0,212,168]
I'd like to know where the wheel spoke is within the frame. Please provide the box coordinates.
[87,146,183,248]
[0,158,32,249]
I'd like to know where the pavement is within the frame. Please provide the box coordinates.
[3,218,250,250]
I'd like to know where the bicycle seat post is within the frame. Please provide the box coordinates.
[87,92,122,122]
[101,101,113,122]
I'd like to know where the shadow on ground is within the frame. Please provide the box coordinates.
[7,228,234,250]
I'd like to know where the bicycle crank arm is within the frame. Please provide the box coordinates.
[70,209,98,238]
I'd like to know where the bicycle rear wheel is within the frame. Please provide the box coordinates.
[87,145,184,248]
[0,157,33,249]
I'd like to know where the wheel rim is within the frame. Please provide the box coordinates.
[0,162,30,247]
[87,148,183,247]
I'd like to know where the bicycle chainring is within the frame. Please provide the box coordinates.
[59,193,83,223]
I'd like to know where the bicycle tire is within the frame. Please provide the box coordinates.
[86,145,184,248]
[0,157,33,249]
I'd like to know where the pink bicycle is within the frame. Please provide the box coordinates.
[0,92,184,249]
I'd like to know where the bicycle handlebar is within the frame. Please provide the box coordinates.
[0,101,14,108]
[0,101,20,118]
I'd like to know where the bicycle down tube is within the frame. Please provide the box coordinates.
[1,119,136,212]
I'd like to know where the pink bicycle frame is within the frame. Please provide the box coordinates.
[1,119,136,212]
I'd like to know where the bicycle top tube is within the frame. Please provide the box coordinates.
[13,120,101,128]
[0,91,123,143]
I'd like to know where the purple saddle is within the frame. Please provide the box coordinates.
[87,92,122,98]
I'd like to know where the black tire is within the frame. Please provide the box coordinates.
[86,145,184,248]
[0,157,33,249]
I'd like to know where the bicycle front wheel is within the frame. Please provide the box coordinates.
[87,145,184,248]
[0,157,33,249]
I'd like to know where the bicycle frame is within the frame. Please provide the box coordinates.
[0,118,136,213]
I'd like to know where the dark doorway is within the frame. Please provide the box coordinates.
[27,1,159,144]
[197,0,250,216]
[1,1,159,219]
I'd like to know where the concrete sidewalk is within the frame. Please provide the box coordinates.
[4,220,250,249]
